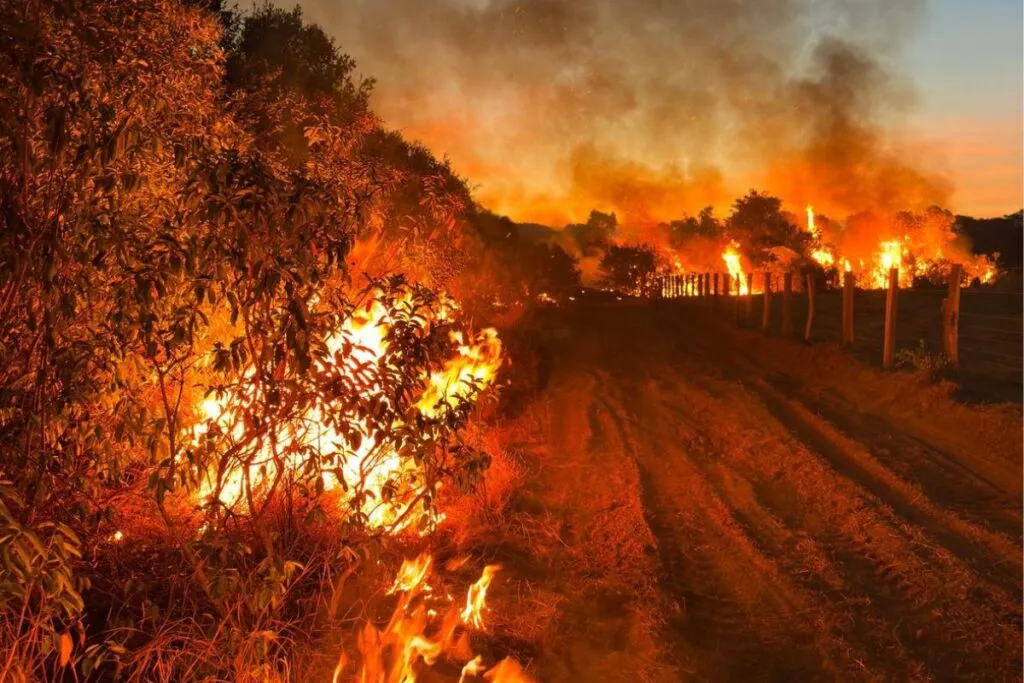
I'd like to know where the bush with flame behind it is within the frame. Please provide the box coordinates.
[187,278,503,535]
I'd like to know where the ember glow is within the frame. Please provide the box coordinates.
[192,291,502,531]
[333,554,528,682]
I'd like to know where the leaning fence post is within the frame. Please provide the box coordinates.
[943,264,962,368]
[761,271,772,332]
[804,272,816,342]
[842,270,855,345]
[883,267,899,369]
[782,272,793,336]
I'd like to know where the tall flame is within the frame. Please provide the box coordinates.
[806,204,836,268]
[193,293,502,531]
[461,564,500,629]
[805,205,818,239]
[721,242,749,295]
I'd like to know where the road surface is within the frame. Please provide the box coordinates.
[500,302,1022,682]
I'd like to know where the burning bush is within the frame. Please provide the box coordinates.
[0,2,515,679]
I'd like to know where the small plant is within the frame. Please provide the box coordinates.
[894,340,951,376]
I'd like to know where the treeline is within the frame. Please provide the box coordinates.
[496,193,1022,296]
[956,211,1023,269]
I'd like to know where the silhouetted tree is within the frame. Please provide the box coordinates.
[664,206,723,246]
[566,209,617,256]
[727,190,806,263]
[956,210,1023,268]
[599,244,658,295]
[226,5,372,112]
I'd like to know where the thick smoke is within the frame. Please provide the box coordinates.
[301,0,942,225]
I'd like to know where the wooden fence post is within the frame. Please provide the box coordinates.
[883,268,899,369]
[943,264,962,368]
[782,272,793,336]
[761,271,772,332]
[704,272,711,307]
[842,271,855,345]
[745,272,753,323]
[733,274,741,323]
[804,272,816,342]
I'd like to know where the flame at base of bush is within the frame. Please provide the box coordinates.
[190,286,503,533]
[333,554,532,683]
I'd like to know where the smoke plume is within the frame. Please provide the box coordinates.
[301,0,944,225]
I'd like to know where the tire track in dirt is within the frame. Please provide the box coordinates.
[643,319,1022,681]
[515,305,1021,682]
[676,327,1022,595]
[523,370,673,683]
[588,372,864,682]
[773,378,1022,540]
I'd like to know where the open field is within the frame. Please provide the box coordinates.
[487,301,1022,682]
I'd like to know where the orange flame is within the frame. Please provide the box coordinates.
[721,242,749,295]
[388,555,433,595]
[461,564,500,630]
[192,292,502,532]
[333,555,531,683]
[805,205,818,239]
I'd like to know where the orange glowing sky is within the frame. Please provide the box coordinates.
[303,0,1022,223]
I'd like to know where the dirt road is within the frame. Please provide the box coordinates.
[498,302,1022,682]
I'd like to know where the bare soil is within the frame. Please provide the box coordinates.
[488,301,1022,683]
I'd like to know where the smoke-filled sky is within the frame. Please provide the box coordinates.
[300,0,1021,224]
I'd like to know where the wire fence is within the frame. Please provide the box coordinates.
[656,268,1022,400]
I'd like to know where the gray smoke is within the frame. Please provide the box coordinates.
[299,0,942,225]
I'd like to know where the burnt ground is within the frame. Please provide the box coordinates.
[484,301,1022,683]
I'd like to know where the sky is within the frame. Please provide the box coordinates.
[904,0,1022,217]
[301,0,1022,221]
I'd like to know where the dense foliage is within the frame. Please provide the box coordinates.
[599,245,659,296]
[0,2,500,679]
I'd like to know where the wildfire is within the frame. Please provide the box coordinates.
[805,204,837,269]
[810,248,835,268]
[721,242,749,295]
[870,239,905,288]
[461,564,500,629]
[536,291,556,304]
[333,554,531,683]
[192,291,503,531]
[806,205,818,239]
